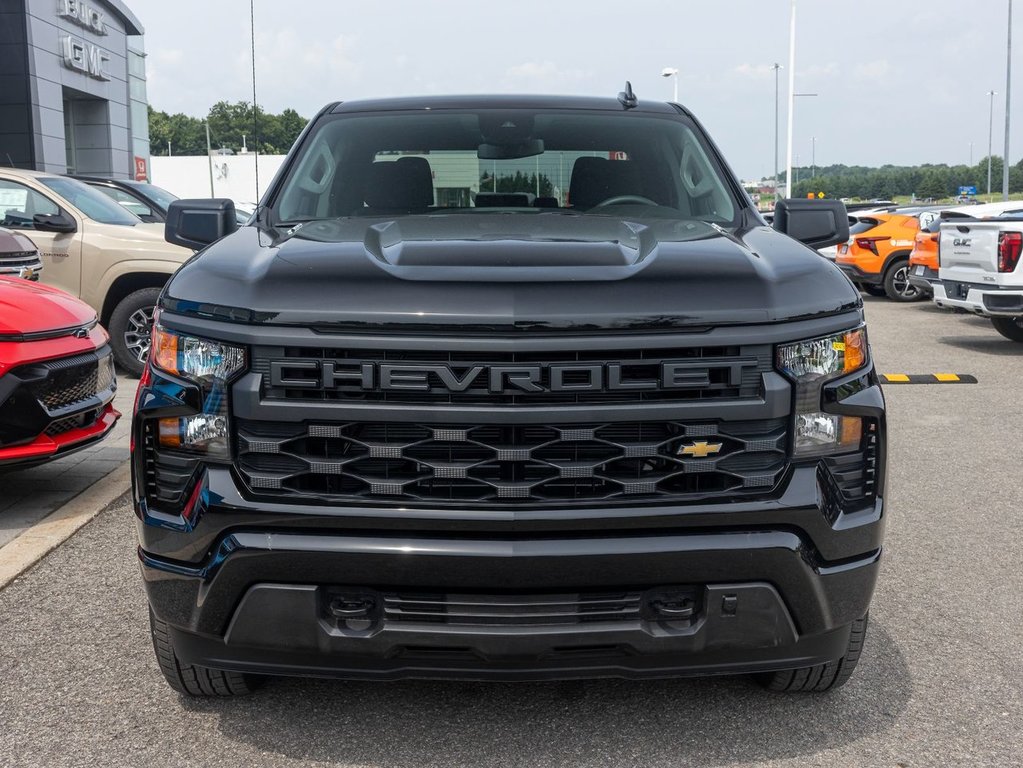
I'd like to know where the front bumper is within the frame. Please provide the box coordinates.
[0,403,119,468]
[933,280,1023,316]
[137,454,884,680]
[0,342,119,469]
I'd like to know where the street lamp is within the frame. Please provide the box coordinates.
[811,136,817,178]
[661,67,679,102]
[988,89,997,201]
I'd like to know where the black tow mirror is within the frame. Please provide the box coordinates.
[772,198,850,250]
[32,212,77,234]
[165,199,238,250]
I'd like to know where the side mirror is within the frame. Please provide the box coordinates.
[32,212,77,234]
[772,198,850,249]
[165,199,238,250]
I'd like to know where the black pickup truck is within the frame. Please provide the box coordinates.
[133,90,885,697]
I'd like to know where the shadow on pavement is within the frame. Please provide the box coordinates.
[188,621,911,767]
[937,335,1023,357]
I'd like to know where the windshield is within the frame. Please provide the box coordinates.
[274,110,739,226]
[40,177,140,226]
[127,182,178,210]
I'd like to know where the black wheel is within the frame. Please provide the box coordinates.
[860,284,887,297]
[990,316,1023,342]
[882,260,922,302]
[108,287,162,376]
[755,615,868,693]
[149,610,263,697]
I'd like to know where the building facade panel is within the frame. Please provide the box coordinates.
[0,0,148,179]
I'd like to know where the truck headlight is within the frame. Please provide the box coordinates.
[777,327,867,457]
[151,326,246,458]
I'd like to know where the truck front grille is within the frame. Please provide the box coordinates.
[252,344,771,406]
[29,350,116,413]
[381,591,645,626]
[235,417,788,506]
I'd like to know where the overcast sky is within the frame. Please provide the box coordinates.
[132,0,1018,179]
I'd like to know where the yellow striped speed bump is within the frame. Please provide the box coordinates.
[880,373,977,384]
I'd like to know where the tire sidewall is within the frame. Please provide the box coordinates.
[108,287,163,376]
[991,316,1023,342]
[883,257,921,302]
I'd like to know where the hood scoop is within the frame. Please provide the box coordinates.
[362,218,659,282]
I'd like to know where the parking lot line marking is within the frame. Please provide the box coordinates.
[881,374,978,384]
[0,461,129,591]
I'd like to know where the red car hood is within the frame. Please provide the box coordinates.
[0,276,96,336]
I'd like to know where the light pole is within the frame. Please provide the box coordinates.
[773,63,782,206]
[784,0,797,200]
[811,136,816,179]
[661,67,679,102]
[988,89,997,201]
[1003,0,1013,201]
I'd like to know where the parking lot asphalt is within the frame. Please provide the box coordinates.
[0,375,134,549]
[0,297,1021,768]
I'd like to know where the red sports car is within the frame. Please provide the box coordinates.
[0,276,119,469]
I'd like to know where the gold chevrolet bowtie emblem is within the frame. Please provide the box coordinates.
[678,440,723,458]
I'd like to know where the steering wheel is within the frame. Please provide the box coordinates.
[592,194,659,208]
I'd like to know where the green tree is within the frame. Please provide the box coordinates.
[916,169,946,200]
[148,102,308,156]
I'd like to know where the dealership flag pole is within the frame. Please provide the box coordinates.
[1004,0,1013,201]
[784,0,796,199]
[251,0,259,200]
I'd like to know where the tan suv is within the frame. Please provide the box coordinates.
[0,168,192,375]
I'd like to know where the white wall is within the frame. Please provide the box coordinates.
[149,154,286,204]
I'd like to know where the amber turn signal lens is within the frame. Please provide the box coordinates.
[151,326,179,376]
[842,329,866,374]
[839,416,863,448]
[158,418,182,448]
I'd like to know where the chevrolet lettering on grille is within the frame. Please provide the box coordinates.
[268,359,760,395]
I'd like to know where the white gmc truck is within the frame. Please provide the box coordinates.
[934,204,1023,341]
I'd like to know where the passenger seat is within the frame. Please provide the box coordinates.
[363,156,435,215]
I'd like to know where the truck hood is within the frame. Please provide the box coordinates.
[163,215,860,333]
[0,276,96,336]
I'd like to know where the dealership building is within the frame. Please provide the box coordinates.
[0,0,150,180]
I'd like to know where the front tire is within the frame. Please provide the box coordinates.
[882,260,922,302]
[150,610,263,697]
[755,614,868,693]
[108,287,162,376]
[991,316,1023,342]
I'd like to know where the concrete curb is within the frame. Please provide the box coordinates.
[0,461,131,590]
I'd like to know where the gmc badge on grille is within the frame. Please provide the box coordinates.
[268,359,758,395]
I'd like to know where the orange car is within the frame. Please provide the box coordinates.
[907,223,940,297]
[835,211,931,301]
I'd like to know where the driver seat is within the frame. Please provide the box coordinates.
[568,157,643,209]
